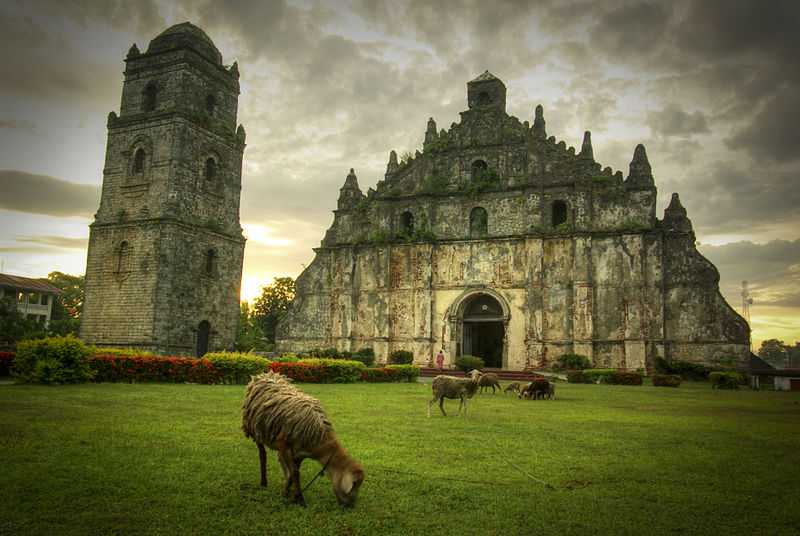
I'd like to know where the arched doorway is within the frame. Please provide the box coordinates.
[196,320,210,357]
[461,294,505,368]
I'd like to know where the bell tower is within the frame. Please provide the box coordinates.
[81,22,246,355]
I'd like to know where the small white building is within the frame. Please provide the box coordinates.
[0,273,62,328]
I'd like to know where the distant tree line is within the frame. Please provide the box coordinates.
[757,339,800,369]
[236,277,295,352]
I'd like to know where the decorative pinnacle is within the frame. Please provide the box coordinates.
[533,104,546,139]
[626,143,654,188]
[342,168,360,190]
[424,117,438,145]
[229,61,240,79]
[386,150,399,175]
[127,43,140,59]
[666,193,686,215]
[664,192,693,233]
[580,131,594,160]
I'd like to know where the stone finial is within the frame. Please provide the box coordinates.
[107,111,118,127]
[580,131,594,160]
[533,104,546,139]
[229,61,240,79]
[236,124,247,144]
[127,43,140,59]
[386,150,399,175]
[424,117,438,146]
[663,192,693,233]
[338,168,363,210]
[625,143,654,189]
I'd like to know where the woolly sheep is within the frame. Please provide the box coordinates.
[468,369,501,394]
[242,372,364,507]
[427,374,480,417]
[504,382,521,394]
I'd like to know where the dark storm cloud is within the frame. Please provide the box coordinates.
[16,236,89,249]
[588,2,673,61]
[699,240,800,308]
[647,104,710,138]
[0,170,99,217]
[725,87,800,163]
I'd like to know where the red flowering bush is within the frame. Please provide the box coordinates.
[270,359,365,383]
[90,354,221,384]
[0,351,15,376]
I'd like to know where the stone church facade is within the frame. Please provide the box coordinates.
[81,23,246,356]
[277,72,750,370]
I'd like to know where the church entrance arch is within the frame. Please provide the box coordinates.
[446,289,510,369]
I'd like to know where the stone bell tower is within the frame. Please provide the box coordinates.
[81,22,246,356]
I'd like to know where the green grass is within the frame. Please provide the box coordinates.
[1,381,798,535]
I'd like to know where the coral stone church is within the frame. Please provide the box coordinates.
[81,23,749,370]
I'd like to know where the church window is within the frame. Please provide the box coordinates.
[204,249,217,276]
[471,159,488,180]
[116,241,130,273]
[142,83,158,112]
[205,158,217,183]
[132,148,146,174]
[477,91,491,106]
[205,94,217,116]
[400,211,414,236]
[470,207,488,237]
[552,200,568,227]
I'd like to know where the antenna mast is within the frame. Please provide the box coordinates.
[741,280,753,351]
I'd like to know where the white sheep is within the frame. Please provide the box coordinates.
[241,372,364,507]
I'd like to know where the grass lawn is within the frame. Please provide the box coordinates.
[1,381,799,535]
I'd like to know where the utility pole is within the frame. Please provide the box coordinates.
[741,280,753,352]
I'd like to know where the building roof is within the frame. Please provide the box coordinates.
[469,70,500,83]
[0,273,62,294]
[147,22,223,65]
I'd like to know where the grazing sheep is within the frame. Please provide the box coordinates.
[428,375,480,417]
[504,382,521,394]
[545,382,556,400]
[519,379,550,400]
[467,369,501,394]
[242,372,364,507]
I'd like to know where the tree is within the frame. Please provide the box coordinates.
[0,298,46,349]
[252,277,295,344]
[235,302,267,352]
[758,339,789,368]
[46,272,84,336]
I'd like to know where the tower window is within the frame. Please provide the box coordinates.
[205,158,217,182]
[552,200,568,227]
[471,159,488,180]
[142,83,158,112]
[470,207,488,237]
[205,94,217,116]
[400,211,414,236]
[204,249,217,276]
[132,149,146,174]
[116,241,130,273]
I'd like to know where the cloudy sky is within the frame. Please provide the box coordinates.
[1,0,798,348]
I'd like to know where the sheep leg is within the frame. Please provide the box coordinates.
[439,397,447,416]
[277,452,291,497]
[427,395,439,418]
[258,443,268,487]
[461,396,468,417]
[291,457,307,507]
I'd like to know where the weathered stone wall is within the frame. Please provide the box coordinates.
[81,23,245,355]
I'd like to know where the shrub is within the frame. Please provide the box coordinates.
[0,351,14,376]
[454,355,484,372]
[567,370,588,383]
[14,336,94,384]
[607,371,643,385]
[385,364,420,382]
[270,359,365,383]
[361,367,403,382]
[89,346,155,357]
[567,369,642,385]
[709,371,742,390]
[389,350,414,365]
[656,357,713,380]
[556,353,591,370]
[271,353,301,363]
[652,374,682,387]
[308,347,342,359]
[204,352,270,384]
[90,354,220,384]
[351,348,376,367]
[583,368,617,383]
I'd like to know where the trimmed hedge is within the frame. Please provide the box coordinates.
[351,348,376,367]
[454,355,484,372]
[555,353,591,370]
[269,359,365,383]
[389,350,414,365]
[567,369,643,385]
[89,346,156,357]
[204,352,270,384]
[385,364,420,382]
[652,374,682,387]
[709,371,742,390]
[90,355,221,384]
[14,336,94,384]
[0,351,14,376]
[656,357,714,381]
[361,365,420,383]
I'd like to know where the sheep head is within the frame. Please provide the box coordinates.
[332,463,365,507]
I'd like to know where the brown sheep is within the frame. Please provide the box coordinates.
[428,375,480,417]
[242,372,364,507]
[468,369,502,394]
[504,382,521,394]
[519,379,550,400]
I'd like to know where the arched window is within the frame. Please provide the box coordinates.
[552,200,568,227]
[205,94,217,116]
[400,211,414,235]
[470,207,488,237]
[116,241,130,273]
[142,83,157,112]
[477,91,491,106]
[132,148,146,174]
[204,249,216,276]
[205,158,217,182]
[471,159,488,180]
